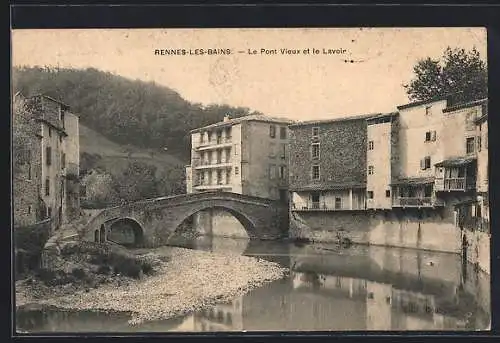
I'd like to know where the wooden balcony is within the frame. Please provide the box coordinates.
[435,177,476,192]
[392,197,445,208]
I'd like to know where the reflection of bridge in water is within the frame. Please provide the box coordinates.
[171,238,490,332]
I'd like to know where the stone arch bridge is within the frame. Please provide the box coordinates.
[81,192,289,247]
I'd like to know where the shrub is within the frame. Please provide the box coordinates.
[96,265,111,275]
[71,267,86,280]
[141,261,154,275]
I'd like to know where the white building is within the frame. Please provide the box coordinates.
[186,114,294,201]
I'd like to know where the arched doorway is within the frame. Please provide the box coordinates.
[108,218,144,247]
[99,225,106,243]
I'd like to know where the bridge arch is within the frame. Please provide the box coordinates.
[174,204,257,239]
[108,217,145,247]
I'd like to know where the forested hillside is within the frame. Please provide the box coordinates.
[13,66,262,206]
[12,66,262,159]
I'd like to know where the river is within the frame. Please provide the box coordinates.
[16,236,490,333]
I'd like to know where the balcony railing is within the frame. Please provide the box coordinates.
[435,177,476,191]
[392,197,444,208]
[197,137,232,149]
[292,201,366,211]
[460,216,490,234]
[195,160,232,168]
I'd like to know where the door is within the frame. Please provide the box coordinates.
[311,192,320,209]
[279,189,288,203]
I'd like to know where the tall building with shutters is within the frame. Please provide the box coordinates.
[13,92,80,230]
[186,114,294,201]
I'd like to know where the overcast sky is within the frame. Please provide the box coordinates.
[12,28,486,121]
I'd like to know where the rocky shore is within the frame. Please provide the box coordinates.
[16,246,287,325]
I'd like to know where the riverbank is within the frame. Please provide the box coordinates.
[16,246,287,326]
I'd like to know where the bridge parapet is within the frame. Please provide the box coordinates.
[80,192,289,245]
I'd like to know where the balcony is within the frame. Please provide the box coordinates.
[194,182,232,191]
[392,197,445,208]
[196,137,232,151]
[194,160,232,170]
[292,201,366,211]
[435,177,476,192]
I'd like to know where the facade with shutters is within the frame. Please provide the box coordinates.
[13,93,80,230]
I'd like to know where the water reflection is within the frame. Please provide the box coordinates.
[16,236,490,333]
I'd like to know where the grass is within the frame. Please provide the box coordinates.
[79,123,187,178]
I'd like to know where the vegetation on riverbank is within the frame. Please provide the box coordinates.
[16,241,166,307]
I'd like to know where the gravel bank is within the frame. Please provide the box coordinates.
[17,247,287,325]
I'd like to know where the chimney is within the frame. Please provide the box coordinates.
[223,114,231,122]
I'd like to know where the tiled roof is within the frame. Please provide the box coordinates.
[390,177,435,186]
[396,95,449,110]
[434,156,476,168]
[443,98,488,113]
[290,182,366,191]
[190,114,295,133]
[289,113,377,127]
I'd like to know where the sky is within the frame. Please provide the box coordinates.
[11,28,487,121]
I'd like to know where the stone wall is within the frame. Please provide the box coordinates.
[289,118,367,190]
[463,228,490,274]
[290,207,463,254]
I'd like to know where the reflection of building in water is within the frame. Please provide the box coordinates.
[193,296,244,332]
[366,281,392,330]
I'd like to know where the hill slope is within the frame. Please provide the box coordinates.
[13,66,262,160]
[79,123,185,178]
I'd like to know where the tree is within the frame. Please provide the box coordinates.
[404,47,487,103]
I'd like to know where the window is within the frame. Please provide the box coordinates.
[368,165,374,175]
[226,170,231,184]
[312,127,320,137]
[368,141,374,150]
[217,170,223,184]
[27,206,31,215]
[45,178,50,196]
[466,137,475,154]
[48,127,52,137]
[207,131,212,142]
[335,197,342,209]
[235,167,239,175]
[269,143,276,158]
[27,163,32,180]
[270,125,276,138]
[312,165,320,180]
[280,143,286,159]
[46,146,52,166]
[199,172,205,184]
[367,191,374,199]
[386,190,391,198]
[420,156,431,170]
[269,165,276,179]
[47,207,52,218]
[279,165,286,179]
[424,185,433,198]
[425,131,437,142]
[200,132,205,143]
[280,127,287,139]
[425,106,432,115]
[61,153,66,169]
[477,136,482,152]
[311,143,320,159]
